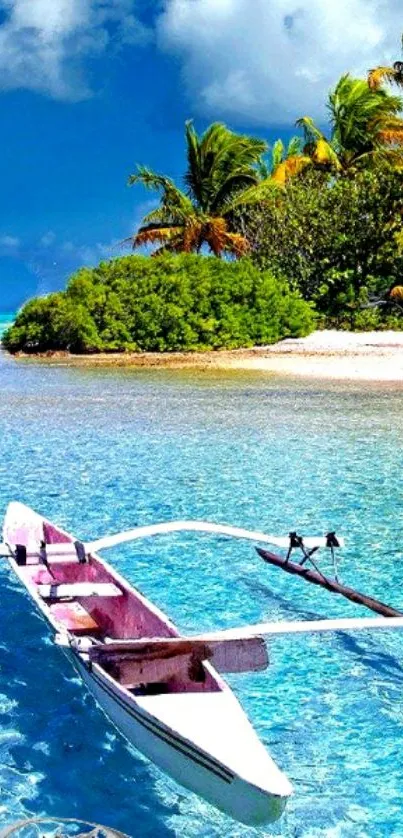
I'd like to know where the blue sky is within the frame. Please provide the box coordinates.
[0,0,401,310]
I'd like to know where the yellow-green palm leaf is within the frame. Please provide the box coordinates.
[270,155,312,185]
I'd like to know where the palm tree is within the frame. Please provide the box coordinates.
[128,121,268,257]
[296,74,403,173]
[330,75,403,165]
[368,35,403,91]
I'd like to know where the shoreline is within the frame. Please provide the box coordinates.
[10,330,403,382]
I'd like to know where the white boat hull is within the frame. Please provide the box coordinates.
[71,654,289,825]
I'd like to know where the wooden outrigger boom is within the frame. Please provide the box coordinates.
[257,547,403,618]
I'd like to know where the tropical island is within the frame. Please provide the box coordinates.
[5,53,403,369]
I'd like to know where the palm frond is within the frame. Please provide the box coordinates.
[373,114,403,145]
[222,231,250,257]
[128,166,174,192]
[296,116,325,145]
[141,207,171,225]
[210,171,262,214]
[203,217,228,257]
[184,120,204,207]
[271,155,312,185]
[295,117,340,168]
[257,157,271,179]
[368,66,401,90]
[204,218,249,257]
[271,139,285,172]
[141,199,194,226]
[377,128,403,144]
[346,145,403,170]
[128,166,193,215]
[131,224,184,249]
[287,136,303,158]
[228,177,280,209]
[312,138,341,168]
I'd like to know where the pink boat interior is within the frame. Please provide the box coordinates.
[7,515,221,696]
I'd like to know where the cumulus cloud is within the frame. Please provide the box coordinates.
[0,0,151,99]
[0,234,20,247]
[40,231,56,247]
[158,0,402,124]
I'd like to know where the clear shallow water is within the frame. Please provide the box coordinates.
[1,351,403,837]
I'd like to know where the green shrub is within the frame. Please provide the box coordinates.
[237,167,403,327]
[3,254,315,354]
[3,294,101,353]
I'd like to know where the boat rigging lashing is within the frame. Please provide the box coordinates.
[326,531,341,582]
[39,541,56,579]
[285,531,341,583]
[74,540,87,564]
[286,532,316,563]
[14,544,27,567]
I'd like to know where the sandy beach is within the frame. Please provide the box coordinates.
[15,330,403,382]
[228,330,403,381]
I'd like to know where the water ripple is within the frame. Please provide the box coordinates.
[1,353,403,835]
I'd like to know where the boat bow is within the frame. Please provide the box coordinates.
[135,688,292,824]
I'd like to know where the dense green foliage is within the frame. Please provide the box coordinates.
[236,167,403,327]
[4,254,314,353]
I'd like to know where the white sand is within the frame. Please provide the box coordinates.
[23,331,403,381]
[267,330,403,352]
[227,331,403,380]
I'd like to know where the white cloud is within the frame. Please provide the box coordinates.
[0,0,151,99]
[158,0,403,124]
[40,231,56,247]
[74,240,119,262]
[0,234,20,247]
[59,237,123,263]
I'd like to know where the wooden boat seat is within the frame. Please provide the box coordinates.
[37,582,122,599]
[90,641,211,688]
[49,601,102,635]
[111,652,198,689]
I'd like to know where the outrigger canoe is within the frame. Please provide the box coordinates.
[1,503,292,826]
[5,504,403,825]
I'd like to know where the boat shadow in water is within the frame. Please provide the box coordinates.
[240,576,403,682]
[0,581,177,836]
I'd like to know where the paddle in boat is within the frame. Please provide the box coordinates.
[2,503,403,825]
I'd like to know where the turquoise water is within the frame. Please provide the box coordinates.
[1,347,403,838]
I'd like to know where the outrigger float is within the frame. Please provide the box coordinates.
[1,503,403,825]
